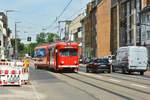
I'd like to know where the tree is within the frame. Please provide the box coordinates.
[36,32,46,44]
[10,38,25,58]
[36,32,60,44]
[28,42,38,57]
[46,33,60,43]
[11,38,24,52]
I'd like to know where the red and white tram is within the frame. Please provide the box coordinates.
[34,44,50,69]
[49,42,79,72]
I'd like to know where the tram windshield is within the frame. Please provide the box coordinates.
[60,49,77,56]
[35,48,46,57]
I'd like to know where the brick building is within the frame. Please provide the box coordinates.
[82,0,111,58]
[96,0,111,57]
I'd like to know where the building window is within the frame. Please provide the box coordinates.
[147,31,150,40]
[147,15,150,22]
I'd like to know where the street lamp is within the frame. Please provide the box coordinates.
[15,21,21,59]
[5,10,16,17]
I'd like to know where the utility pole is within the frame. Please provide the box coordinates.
[5,10,15,17]
[27,36,32,56]
[58,21,61,39]
[15,22,21,59]
[58,20,71,41]
[5,10,15,59]
[15,22,17,59]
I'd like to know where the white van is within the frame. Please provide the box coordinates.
[112,46,148,75]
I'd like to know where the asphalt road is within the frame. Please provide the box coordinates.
[0,63,150,100]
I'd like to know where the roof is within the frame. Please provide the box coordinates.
[49,42,78,49]
[35,44,50,49]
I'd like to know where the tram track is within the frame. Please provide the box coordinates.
[76,73,150,95]
[60,72,150,100]
[98,73,150,86]
[61,73,133,100]
[112,72,150,81]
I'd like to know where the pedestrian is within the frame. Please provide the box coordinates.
[23,56,30,72]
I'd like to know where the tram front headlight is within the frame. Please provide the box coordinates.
[74,61,78,65]
[61,61,64,65]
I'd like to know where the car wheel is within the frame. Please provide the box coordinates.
[108,69,111,73]
[122,67,126,74]
[112,66,115,72]
[94,69,98,73]
[140,71,144,75]
[128,70,131,74]
[86,67,89,73]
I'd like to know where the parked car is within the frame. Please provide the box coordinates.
[112,46,148,75]
[86,58,112,73]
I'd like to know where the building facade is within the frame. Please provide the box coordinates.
[96,0,111,57]
[81,0,111,58]
[111,0,141,54]
[68,13,85,57]
[81,1,96,58]
[0,12,11,59]
[141,0,150,61]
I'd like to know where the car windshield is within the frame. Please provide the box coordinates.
[60,49,77,56]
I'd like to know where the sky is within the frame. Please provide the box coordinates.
[0,0,90,43]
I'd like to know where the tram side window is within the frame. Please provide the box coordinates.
[60,49,77,56]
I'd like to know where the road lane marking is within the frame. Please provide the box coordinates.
[78,71,103,78]
[109,78,121,83]
[131,83,148,89]
[94,75,103,79]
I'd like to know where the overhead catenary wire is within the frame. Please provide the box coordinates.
[57,1,87,36]
[45,0,73,30]
[66,7,85,20]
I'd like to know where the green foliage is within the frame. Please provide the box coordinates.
[36,32,46,44]
[36,32,60,44]
[10,38,26,58]
[10,38,24,52]
[47,33,60,43]
[47,33,54,43]
[10,32,60,58]
[25,42,38,57]
[17,42,38,58]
